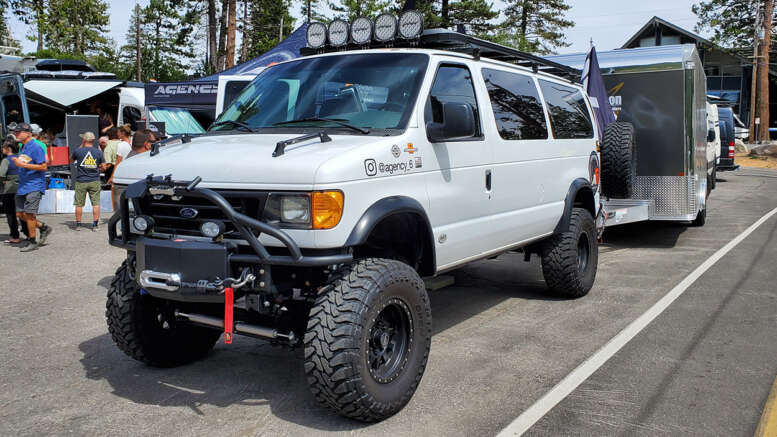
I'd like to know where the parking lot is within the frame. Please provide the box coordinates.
[1,168,776,437]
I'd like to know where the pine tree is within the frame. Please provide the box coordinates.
[0,11,22,53]
[44,0,110,56]
[449,0,498,35]
[301,0,326,23]
[10,0,47,51]
[244,0,294,59]
[693,0,760,52]
[498,0,574,54]
[121,0,200,82]
[330,0,390,22]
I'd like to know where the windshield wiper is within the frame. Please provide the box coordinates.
[273,117,370,134]
[209,120,257,132]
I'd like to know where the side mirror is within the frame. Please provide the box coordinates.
[707,128,716,142]
[426,102,476,142]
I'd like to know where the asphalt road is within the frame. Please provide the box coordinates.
[1,169,776,437]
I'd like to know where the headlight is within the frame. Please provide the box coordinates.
[280,196,311,224]
[263,191,343,229]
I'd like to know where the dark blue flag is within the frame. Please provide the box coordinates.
[582,46,616,138]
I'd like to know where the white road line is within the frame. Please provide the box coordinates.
[497,206,777,437]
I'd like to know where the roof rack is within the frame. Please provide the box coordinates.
[300,28,581,83]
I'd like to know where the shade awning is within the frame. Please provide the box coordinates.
[23,80,122,107]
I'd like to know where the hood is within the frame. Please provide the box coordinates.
[112,132,390,188]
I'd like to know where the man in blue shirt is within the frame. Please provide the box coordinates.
[10,123,52,252]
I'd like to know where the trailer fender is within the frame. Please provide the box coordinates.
[554,179,596,235]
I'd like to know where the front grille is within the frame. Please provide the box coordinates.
[140,191,267,237]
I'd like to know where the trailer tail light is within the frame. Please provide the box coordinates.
[728,141,735,158]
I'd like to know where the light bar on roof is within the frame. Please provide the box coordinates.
[351,17,373,45]
[328,19,350,47]
[306,22,327,49]
[398,10,423,39]
[374,13,398,42]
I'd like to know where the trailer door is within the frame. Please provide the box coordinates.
[0,73,30,137]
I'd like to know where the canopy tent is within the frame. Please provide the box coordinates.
[145,23,308,109]
[24,79,124,109]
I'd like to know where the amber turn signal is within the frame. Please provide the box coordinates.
[312,191,344,229]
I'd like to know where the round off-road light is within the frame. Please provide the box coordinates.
[133,215,153,233]
[351,17,373,45]
[200,221,224,238]
[306,22,327,49]
[328,19,350,47]
[374,13,398,42]
[398,10,423,39]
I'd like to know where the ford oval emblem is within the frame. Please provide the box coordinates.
[179,207,199,219]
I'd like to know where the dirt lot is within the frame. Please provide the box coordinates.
[736,152,777,170]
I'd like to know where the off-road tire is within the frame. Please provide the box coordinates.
[541,208,598,298]
[106,255,221,367]
[304,258,432,422]
[601,122,637,199]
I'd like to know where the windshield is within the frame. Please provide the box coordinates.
[211,53,429,133]
[149,107,206,135]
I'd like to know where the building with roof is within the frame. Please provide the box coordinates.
[620,16,766,127]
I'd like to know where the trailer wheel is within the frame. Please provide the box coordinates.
[601,122,637,199]
[304,258,432,422]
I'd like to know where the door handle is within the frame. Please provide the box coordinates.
[485,169,492,191]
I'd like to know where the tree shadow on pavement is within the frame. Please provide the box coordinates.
[78,254,560,431]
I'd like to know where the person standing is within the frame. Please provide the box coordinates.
[71,132,106,231]
[101,131,118,182]
[10,123,52,252]
[0,137,28,243]
[96,107,114,135]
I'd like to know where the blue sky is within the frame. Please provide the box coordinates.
[8,0,709,56]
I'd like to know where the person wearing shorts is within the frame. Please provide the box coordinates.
[10,123,51,252]
[71,131,106,231]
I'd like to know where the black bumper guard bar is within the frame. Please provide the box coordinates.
[108,174,353,267]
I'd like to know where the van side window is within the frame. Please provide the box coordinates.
[425,64,481,137]
[482,69,547,140]
[538,80,594,139]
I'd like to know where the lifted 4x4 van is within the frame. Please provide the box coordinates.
[106,14,609,421]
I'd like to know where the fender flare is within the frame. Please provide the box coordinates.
[345,196,436,273]
[554,178,596,234]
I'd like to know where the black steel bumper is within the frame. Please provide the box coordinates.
[108,175,353,268]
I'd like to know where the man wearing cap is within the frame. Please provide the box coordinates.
[71,131,106,231]
[30,123,48,163]
[10,122,52,252]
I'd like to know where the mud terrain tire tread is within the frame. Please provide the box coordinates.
[106,256,221,367]
[601,122,637,199]
[541,208,598,298]
[304,258,432,422]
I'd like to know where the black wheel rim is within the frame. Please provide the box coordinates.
[577,233,590,275]
[367,298,413,384]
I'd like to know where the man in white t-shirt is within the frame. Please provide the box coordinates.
[116,124,132,161]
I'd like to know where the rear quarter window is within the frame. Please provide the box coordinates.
[538,80,594,139]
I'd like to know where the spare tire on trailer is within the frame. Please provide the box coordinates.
[601,122,637,199]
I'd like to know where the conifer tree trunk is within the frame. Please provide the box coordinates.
[208,0,217,71]
[758,0,773,142]
[226,0,236,68]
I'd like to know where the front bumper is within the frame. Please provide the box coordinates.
[108,175,353,300]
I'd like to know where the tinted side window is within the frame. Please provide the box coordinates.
[425,64,481,137]
[482,69,547,140]
[538,80,594,139]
